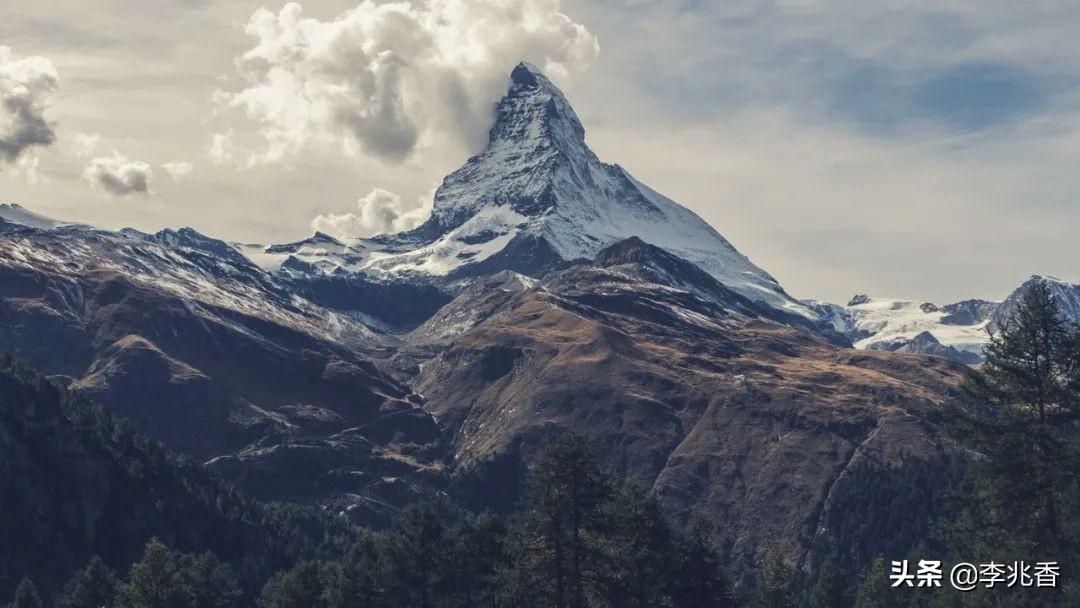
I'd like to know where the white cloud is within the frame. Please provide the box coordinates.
[0,46,58,167]
[207,131,235,165]
[71,133,101,158]
[82,152,153,197]
[311,186,433,239]
[218,0,599,165]
[162,160,194,180]
[14,154,43,183]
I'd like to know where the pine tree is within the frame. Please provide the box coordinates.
[949,282,1080,566]
[382,502,446,608]
[756,551,800,608]
[852,557,901,608]
[503,433,610,608]
[811,557,850,608]
[58,556,119,608]
[667,522,735,608]
[176,552,243,608]
[325,532,384,608]
[590,487,672,608]
[119,539,189,608]
[443,512,505,608]
[258,561,325,608]
[8,580,42,608]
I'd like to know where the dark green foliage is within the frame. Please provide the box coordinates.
[0,358,353,601]
[7,580,42,608]
[500,434,734,607]
[755,552,800,608]
[852,557,902,608]
[811,557,850,608]
[667,523,736,608]
[257,562,326,608]
[119,539,192,608]
[441,512,505,607]
[502,434,609,608]
[946,284,1080,585]
[57,557,119,608]
[323,533,384,608]
[816,458,962,575]
[593,487,674,608]
[381,502,447,608]
[117,539,242,608]
[179,552,244,608]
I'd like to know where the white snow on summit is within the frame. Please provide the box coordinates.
[270,62,813,317]
[363,206,528,276]
[844,297,991,357]
[0,203,78,230]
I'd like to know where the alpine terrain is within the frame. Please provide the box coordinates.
[2,63,1077,599]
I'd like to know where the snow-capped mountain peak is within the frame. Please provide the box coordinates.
[282,63,812,317]
[490,62,584,151]
[425,61,592,232]
[0,203,85,230]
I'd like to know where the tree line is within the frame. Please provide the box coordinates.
[7,435,735,608]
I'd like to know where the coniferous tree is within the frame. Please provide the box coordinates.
[7,580,42,608]
[325,532,384,608]
[58,557,119,608]
[756,551,800,608]
[810,557,850,608]
[257,561,326,608]
[503,434,609,608]
[119,539,189,608]
[949,283,1080,569]
[443,512,505,608]
[667,522,735,608]
[852,557,901,608]
[596,487,672,608]
[176,552,243,608]
[382,502,446,608]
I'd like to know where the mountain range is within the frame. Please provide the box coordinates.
[2,62,1078,588]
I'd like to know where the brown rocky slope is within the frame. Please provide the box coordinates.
[412,238,965,576]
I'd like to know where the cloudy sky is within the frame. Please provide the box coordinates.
[2,0,1079,304]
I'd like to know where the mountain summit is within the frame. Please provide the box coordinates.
[276,63,811,317]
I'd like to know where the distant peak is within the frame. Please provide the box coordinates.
[595,236,653,262]
[487,61,585,149]
[1029,274,1066,284]
[594,237,697,274]
[848,294,872,306]
[510,62,544,87]
[0,202,67,230]
[308,231,344,244]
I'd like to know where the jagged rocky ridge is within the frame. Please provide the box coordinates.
[806,274,1080,364]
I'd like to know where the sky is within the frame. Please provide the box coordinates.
[2,0,1079,305]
